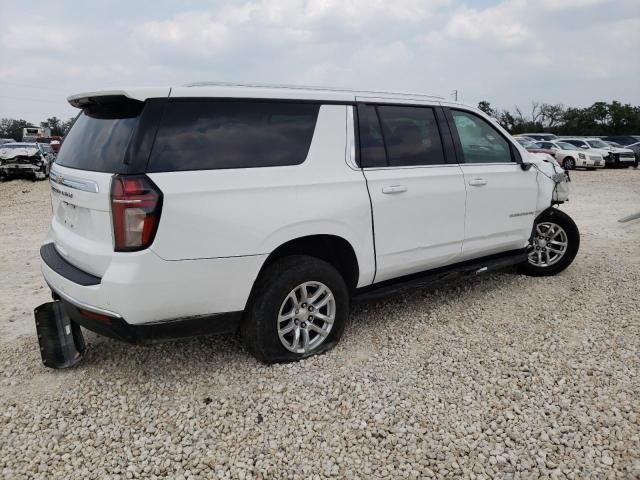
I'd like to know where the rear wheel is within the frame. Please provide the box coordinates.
[241,255,349,364]
[520,209,580,277]
[563,157,575,170]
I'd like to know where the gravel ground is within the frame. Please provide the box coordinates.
[1,170,639,479]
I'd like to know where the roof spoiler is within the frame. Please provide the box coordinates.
[67,88,171,108]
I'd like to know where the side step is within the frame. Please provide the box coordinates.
[353,250,527,303]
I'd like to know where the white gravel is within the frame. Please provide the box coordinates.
[1,170,639,479]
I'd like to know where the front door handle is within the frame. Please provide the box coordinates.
[382,185,407,194]
[468,178,488,187]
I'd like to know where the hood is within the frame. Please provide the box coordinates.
[0,147,40,160]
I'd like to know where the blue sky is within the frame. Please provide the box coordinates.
[1,0,638,123]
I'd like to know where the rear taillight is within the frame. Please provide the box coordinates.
[110,175,162,252]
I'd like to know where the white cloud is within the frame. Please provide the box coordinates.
[444,0,532,48]
[0,0,639,123]
[0,23,73,53]
[542,0,607,10]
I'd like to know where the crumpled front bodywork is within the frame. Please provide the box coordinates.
[0,147,47,178]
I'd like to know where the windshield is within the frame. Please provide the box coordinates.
[587,140,609,148]
[556,142,575,150]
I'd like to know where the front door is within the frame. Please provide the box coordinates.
[446,108,538,260]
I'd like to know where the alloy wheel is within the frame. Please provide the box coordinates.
[528,222,568,267]
[277,281,336,354]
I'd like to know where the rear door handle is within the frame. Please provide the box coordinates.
[468,178,487,187]
[382,185,407,194]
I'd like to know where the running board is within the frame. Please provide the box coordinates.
[353,250,527,303]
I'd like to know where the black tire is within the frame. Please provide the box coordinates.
[519,208,580,277]
[563,157,575,170]
[241,255,349,364]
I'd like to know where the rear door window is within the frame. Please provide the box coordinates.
[147,101,320,172]
[377,105,446,167]
[357,104,387,168]
[357,104,446,167]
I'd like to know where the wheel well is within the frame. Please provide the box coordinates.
[261,235,360,292]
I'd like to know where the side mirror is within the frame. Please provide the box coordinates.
[581,145,589,149]
[520,162,533,171]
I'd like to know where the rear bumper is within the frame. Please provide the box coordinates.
[40,240,266,326]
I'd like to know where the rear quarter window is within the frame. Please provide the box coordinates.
[147,101,320,172]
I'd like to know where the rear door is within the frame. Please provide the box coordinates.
[358,103,466,283]
[445,108,538,260]
[47,96,165,277]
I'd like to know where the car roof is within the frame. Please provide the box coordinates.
[67,82,454,108]
[2,142,37,147]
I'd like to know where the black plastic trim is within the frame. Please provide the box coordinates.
[61,299,242,344]
[40,243,101,286]
[353,249,527,303]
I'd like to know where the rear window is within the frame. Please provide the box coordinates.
[147,101,320,172]
[55,101,143,173]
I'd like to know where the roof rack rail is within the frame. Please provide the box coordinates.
[181,81,445,100]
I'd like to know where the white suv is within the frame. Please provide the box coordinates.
[36,83,579,367]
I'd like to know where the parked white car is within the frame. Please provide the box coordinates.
[559,137,635,168]
[534,140,604,170]
[35,83,578,367]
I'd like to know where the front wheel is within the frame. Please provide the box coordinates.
[241,255,349,364]
[563,157,575,170]
[519,208,580,277]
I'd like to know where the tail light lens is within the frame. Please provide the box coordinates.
[110,175,162,252]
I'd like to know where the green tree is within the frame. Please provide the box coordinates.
[477,100,497,117]
[0,118,31,141]
[40,116,66,136]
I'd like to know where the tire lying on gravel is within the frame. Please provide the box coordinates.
[520,208,580,277]
[241,255,349,364]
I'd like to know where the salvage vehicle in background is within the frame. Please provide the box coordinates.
[35,83,577,368]
[560,137,635,168]
[22,127,50,142]
[534,140,603,170]
[514,137,556,159]
[0,142,51,180]
[521,133,558,142]
[36,136,64,154]
[602,135,640,147]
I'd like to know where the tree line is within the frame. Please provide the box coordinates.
[0,116,75,141]
[1,100,639,141]
[478,100,640,136]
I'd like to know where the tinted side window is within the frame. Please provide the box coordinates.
[148,101,319,172]
[450,110,512,164]
[357,104,386,168]
[377,105,446,167]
